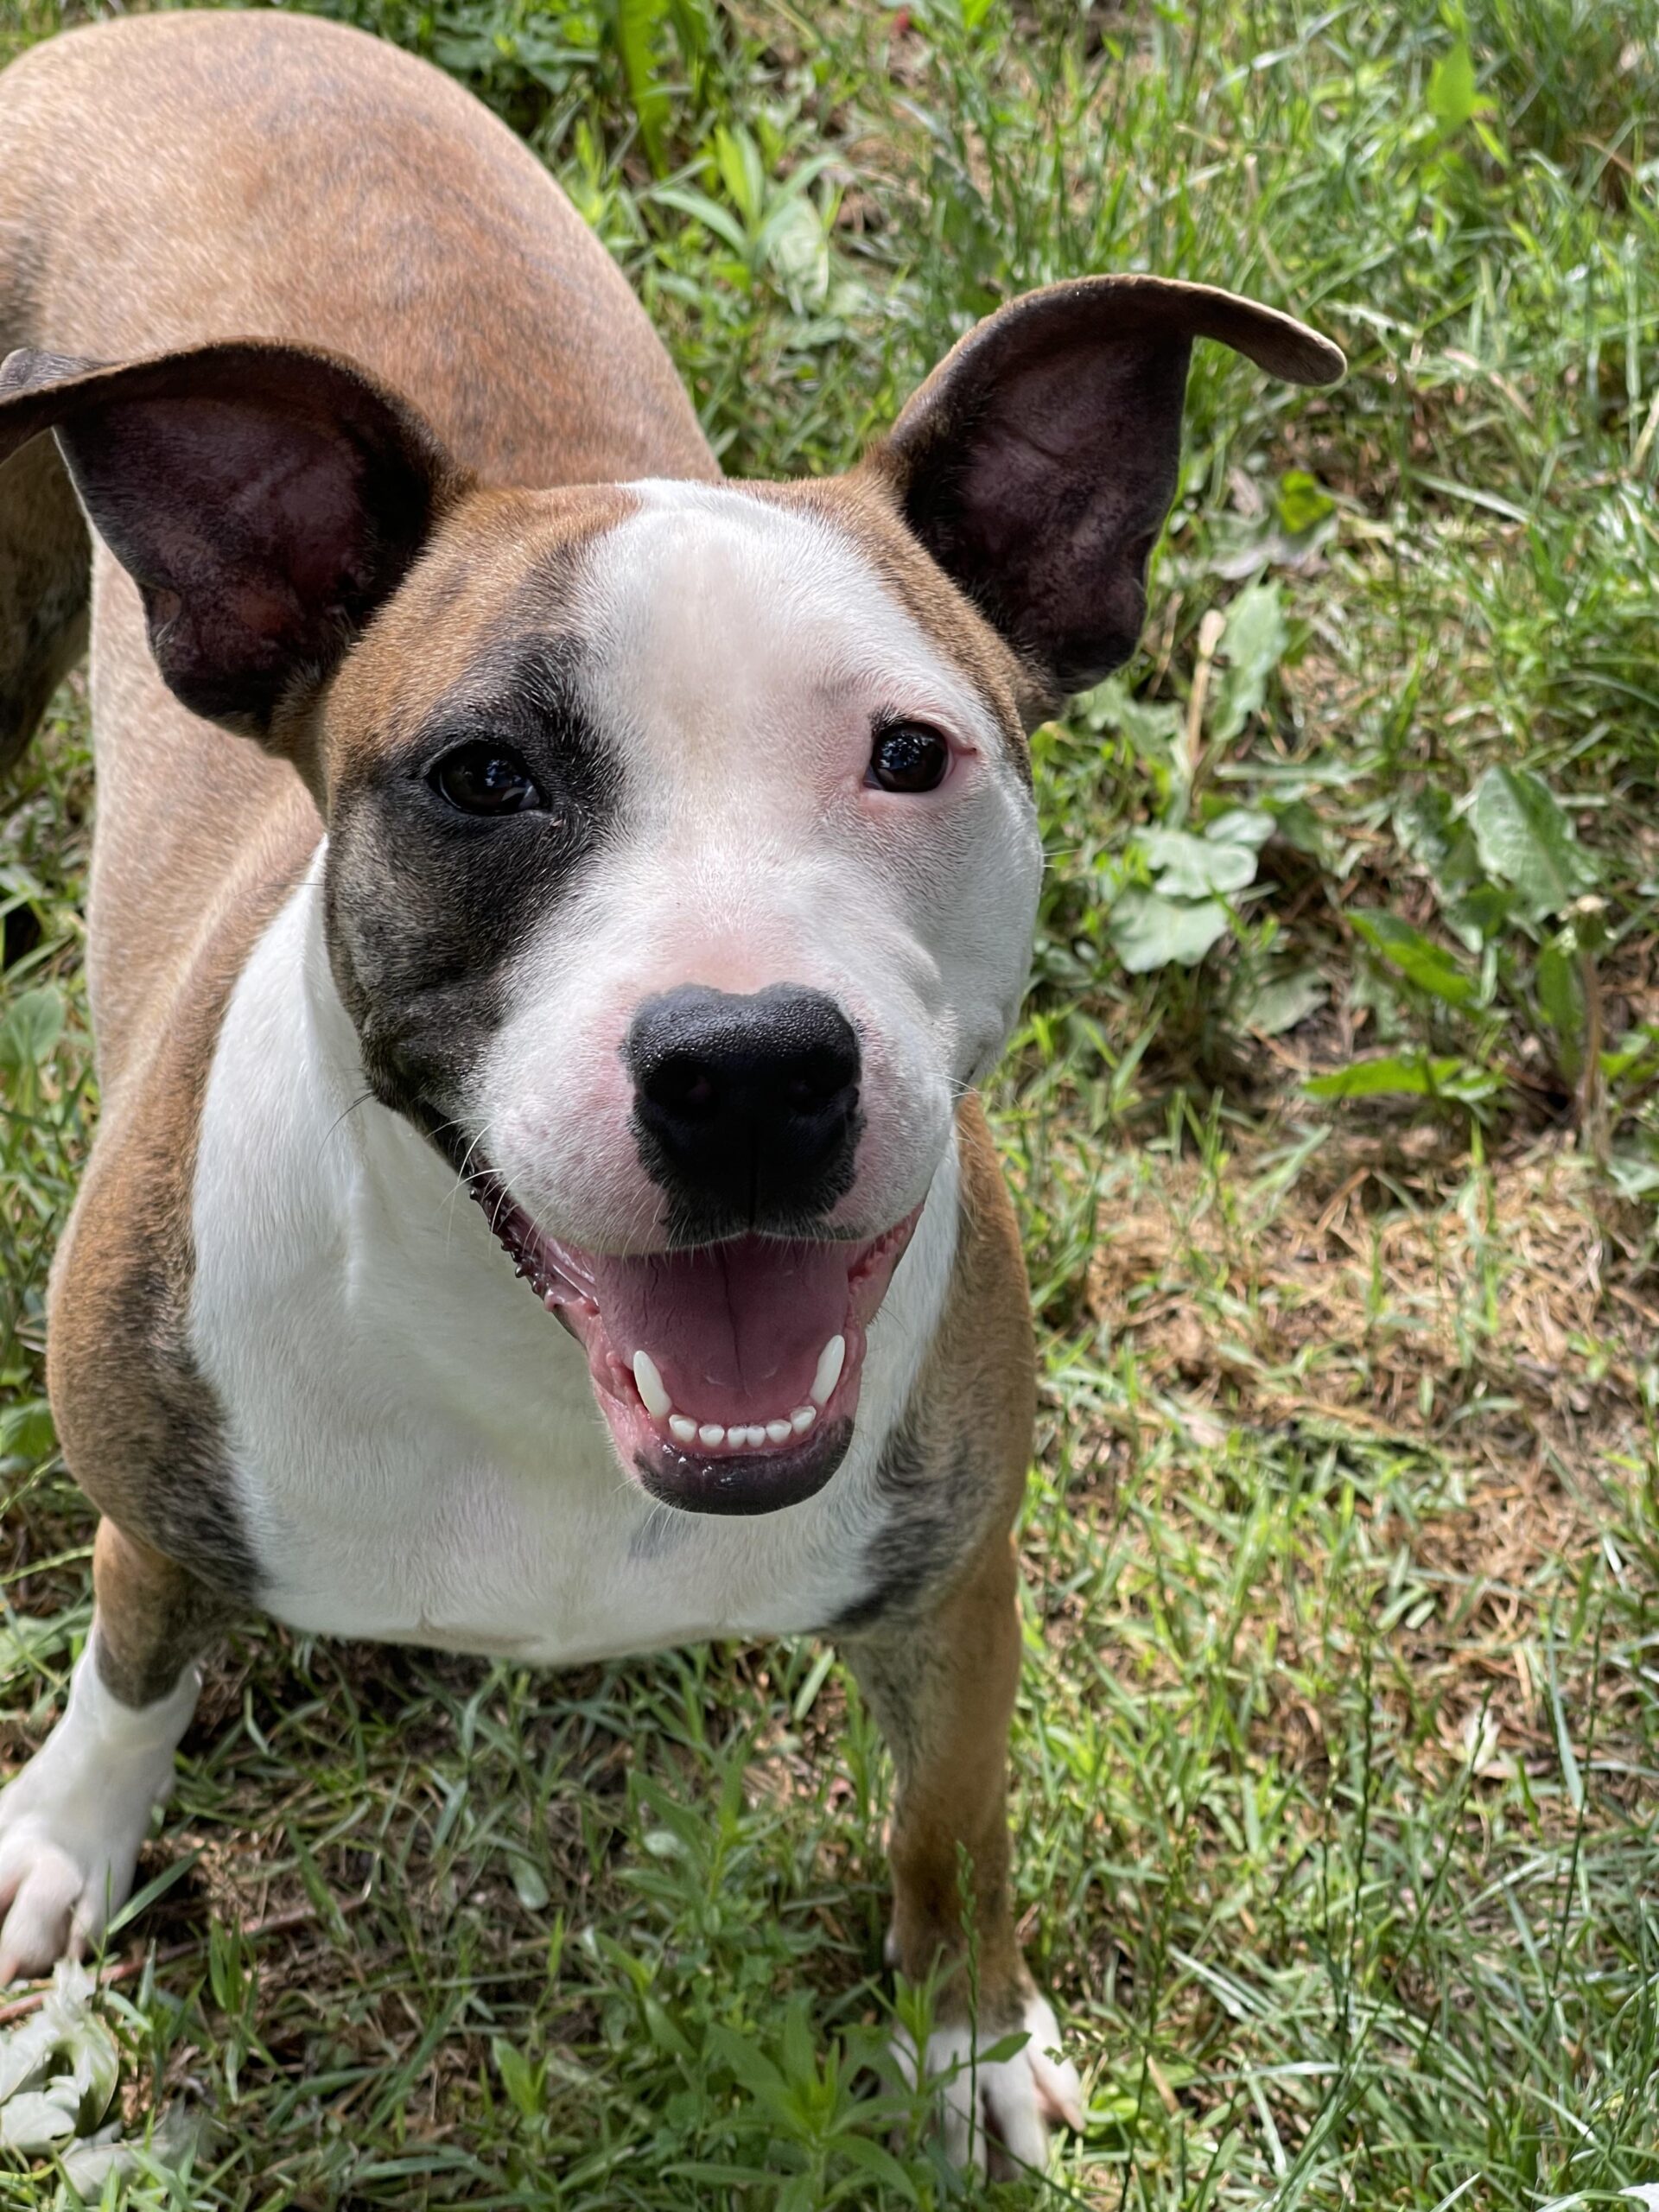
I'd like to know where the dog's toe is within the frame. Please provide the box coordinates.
[899,1987,1084,2177]
[0,1830,90,1983]
[1023,1995,1085,2131]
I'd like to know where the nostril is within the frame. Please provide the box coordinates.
[787,1051,857,1114]
[649,1058,719,1119]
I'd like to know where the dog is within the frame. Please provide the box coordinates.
[0,10,1342,2173]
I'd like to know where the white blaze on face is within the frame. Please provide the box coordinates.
[478,481,1043,1251]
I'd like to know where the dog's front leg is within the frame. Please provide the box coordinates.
[0,1520,225,1982]
[839,1529,1083,2177]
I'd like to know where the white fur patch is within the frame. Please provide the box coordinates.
[899,1990,1084,2178]
[477,482,1042,1255]
[189,856,961,1657]
[0,1640,198,1982]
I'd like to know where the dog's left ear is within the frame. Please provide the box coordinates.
[871,276,1344,716]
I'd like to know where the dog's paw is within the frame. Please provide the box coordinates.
[0,1644,197,1984]
[899,1989,1084,2177]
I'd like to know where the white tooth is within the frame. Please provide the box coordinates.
[766,1420,792,1445]
[698,1423,725,1448]
[810,1334,846,1408]
[632,1350,672,1420]
[669,1414,697,1445]
[791,1405,817,1434]
[746,1424,768,1446]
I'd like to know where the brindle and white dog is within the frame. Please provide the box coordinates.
[0,10,1342,2171]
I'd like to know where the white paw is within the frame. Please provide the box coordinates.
[0,1639,198,1984]
[900,1989,1084,2177]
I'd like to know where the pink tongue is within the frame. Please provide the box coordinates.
[586,1237,856,1422]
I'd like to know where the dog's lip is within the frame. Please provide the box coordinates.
[633,1417,856,1516]
[466,1166,921,1513]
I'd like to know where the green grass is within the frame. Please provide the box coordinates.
[2,0,1657,2204]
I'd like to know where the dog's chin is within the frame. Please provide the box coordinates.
[632,1411,855,1515]
[467,1172,921,1516]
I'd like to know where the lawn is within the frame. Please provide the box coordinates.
[1,0,1656,2204]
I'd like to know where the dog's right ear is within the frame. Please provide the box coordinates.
[0,340,470,772]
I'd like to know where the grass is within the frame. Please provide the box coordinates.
[1,0,1657,2203]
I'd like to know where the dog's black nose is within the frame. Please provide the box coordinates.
[626,984,861,1230]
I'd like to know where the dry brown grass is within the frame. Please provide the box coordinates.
[1088,1126,1652,1473]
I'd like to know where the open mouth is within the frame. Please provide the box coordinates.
[469,1172,921,1514]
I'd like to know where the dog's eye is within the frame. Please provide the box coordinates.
[429,742,544,816]
[868,720,949,794]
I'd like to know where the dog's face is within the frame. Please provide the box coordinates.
[321,476,1041,1508]
[0,283,1341,1514]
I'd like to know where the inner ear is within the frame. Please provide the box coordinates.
[874,276,1344,714]
[0,341,469,768]
[907,332,1193,700]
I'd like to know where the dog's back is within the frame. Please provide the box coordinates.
[0,10,714,1078]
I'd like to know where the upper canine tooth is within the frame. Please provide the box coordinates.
[633,1350,671,1420]
[810,1334,845,1408]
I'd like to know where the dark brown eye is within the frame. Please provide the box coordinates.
[429,742,544,816]
[868,720,949,794]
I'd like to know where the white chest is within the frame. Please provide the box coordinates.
[187,870,957,1662]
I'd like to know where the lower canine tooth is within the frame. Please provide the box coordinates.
[698,1423,725,1448]
[791,1405,816,1434]
[810,1334,846,1408]
[632,1350,672,1420]
[669,1414,697,1445]
[766,1420,792,1445]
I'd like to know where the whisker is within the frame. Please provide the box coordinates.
[316,1088,378,1159]
[436,1125,492,1246]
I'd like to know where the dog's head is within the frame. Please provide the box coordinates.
[0,283,1341,1513]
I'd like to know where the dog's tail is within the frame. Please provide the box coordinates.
[0,54,92,778]
[0,411,89,777]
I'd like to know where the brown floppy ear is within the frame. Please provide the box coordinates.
[871,276,1344,716]
[0,340,469,764]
